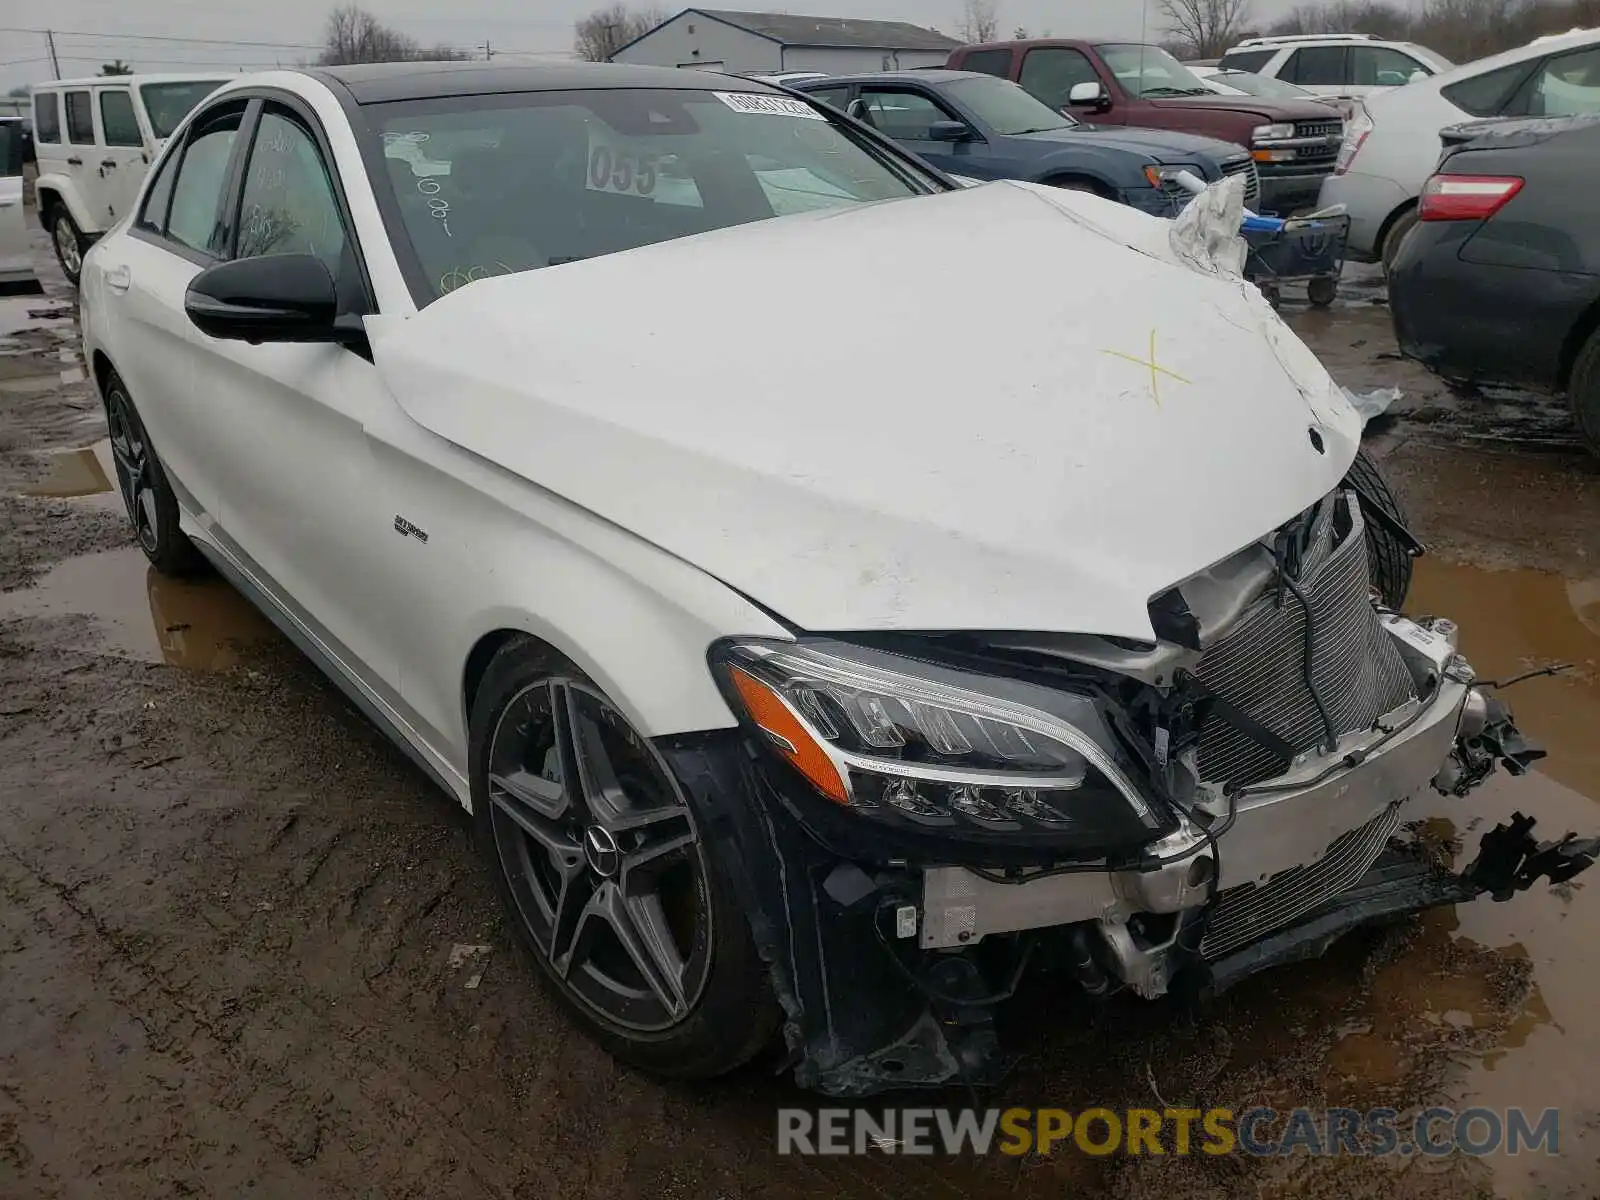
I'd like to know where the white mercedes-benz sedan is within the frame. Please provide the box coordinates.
[79,61,1593,1097]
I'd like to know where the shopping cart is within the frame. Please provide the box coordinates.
[1240,211,1351,309]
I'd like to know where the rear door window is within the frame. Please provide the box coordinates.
[961,48,1015,78]
[99,90,143,147]
[34,92,60,144]
[137,144,181,233]
[1019,46,1101,107]
[64,91,96,145]
[1285,45,1349,86]
[1218,48,1275,73]
[165,108,243,255]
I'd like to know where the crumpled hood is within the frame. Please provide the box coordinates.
[370,180,1359,641]
[1035,124,1249,164]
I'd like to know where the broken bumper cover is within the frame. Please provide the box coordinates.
[659,662,1597,1098]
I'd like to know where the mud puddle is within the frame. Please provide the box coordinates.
[0,544,278,670]
[1371,555,1600,1195]
[19,438,122,509]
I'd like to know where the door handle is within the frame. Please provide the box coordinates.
[105,265,131,294]
[66,156,83,166]
[101,158,118,169]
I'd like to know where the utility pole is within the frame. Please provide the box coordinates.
[482,39,493,60]
[45,29,61,79]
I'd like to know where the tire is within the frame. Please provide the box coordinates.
[1570,327,1600,460]
[1342,447,1413,608]
[1307,276,1338,308]
[48,204,84,285]
[470,639,779,1079]
[1380,207,1418,277]
[1045,177,1107,197]
[103,371,209,577]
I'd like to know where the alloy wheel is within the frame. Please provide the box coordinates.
[53,215,81,277]
[487,678,714,1032]
[107,390,160,553]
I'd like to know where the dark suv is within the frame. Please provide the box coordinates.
[948,39,1344,212]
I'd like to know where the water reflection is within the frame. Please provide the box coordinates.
[0,545,276,669]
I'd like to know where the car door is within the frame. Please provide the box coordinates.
[94,85,149,222]
[61,88,107,228]
[99,97,250,525]
[186,99,401,698]
[856,86,973,174]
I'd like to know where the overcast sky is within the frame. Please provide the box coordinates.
[1,0,1399,91]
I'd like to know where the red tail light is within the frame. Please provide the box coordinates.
[1418,174,1524,221]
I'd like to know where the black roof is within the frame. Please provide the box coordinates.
[682,9,960,51]
[311,60,774,104]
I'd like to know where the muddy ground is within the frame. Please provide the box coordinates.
[1,236,1597,1200]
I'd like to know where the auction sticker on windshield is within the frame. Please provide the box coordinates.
[714,91,826,120]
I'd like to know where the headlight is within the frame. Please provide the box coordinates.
[715,639,1168,846]
[1251,123,1296,142]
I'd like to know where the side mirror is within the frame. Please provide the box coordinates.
[1067,80,1109,109]
[927,120,972,142]
[1408,68,1429,84]
[185,253,356,346]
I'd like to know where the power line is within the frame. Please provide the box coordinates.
[0,26,321,50]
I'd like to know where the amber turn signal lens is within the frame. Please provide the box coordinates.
[728,666,849,805]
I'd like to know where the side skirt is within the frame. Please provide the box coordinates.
[171,494,470,809]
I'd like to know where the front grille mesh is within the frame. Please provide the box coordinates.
[1294,119,1343,141]
[1194,494,1416,790]
[1200,802,1403,959]
[1220,157,1261,208]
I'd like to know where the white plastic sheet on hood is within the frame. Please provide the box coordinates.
[1167,173,1247,281]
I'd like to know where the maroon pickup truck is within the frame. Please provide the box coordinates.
[947,39,1344,214]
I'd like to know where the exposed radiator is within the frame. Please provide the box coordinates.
[1195,493,1416,790]
[1201,801,1403,959]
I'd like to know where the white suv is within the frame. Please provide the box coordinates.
[1219,34,1451,108]
[1319,27,1600,266]
[32,74,230,283]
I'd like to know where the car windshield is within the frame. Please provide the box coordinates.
[370,88,938,302]
[1096,44,1214,97]
[139,81,226,139]
[1211,70,1313,99]
[941,75,1078,134]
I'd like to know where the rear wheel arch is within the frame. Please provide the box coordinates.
[1376,199,1419,270]
[1557,294,1600,392]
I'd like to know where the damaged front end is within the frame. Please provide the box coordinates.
[662,486,1598,1097]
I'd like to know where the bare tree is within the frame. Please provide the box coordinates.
[956,0,1001,43]
[574,4,667,61]
[1012,24,1031,38]
[317,6,470,66]
[1157,0,1253,57]
[100,59,133,76]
